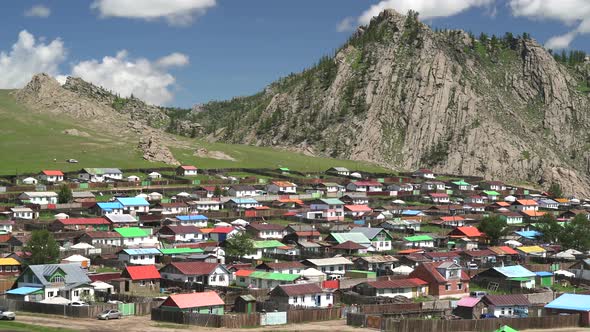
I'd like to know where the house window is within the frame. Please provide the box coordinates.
[219,275,225,282]
[74,290,79,296]
[51,275,64,283]
[300,296,304,303]
[293,297,298,303]
[188,277,194,282]
[457,283,463,290]
[11,266,18,272]
[445,284,451,291]
[211,275,216,281]
[48,291,54,297]
[326,293,331,300]
[239,277,245,282]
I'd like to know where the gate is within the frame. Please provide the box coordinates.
[118,303,135,316]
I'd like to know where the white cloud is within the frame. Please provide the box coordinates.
[24,4,51,18]
[0,30,66,89]
[509,0,590,49]
[91,0,216,26]
[69,51,189,105]
[336,17,356,33]
[358,0,494,25]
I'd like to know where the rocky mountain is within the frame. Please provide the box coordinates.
[181,9,590,196]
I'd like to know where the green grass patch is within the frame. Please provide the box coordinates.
[152,323,189,329]
[577,81,590,93]
[0,321,79,332]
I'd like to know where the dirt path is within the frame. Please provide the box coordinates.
[15,314,373,332]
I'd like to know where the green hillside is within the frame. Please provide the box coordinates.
[0,90,387,175]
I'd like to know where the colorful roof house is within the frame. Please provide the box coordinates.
[160,291,224,314]
[451,180,474,191]
[403,235,434,248]
[352,227,393,252]
[511,199,538,212]
[439,216,466,227]
[344,205,373,217]
[448,226,485,241]
[14,263,93,302]
[121,265,161,292]
[244,240,286,260]
[50,217,111,232]
[114,227,159,247]
[413,168,435,179]
[159,262,230,287]
[474,265,536,291]
[175,214,209,227]
[115,197,150,214]
[266,181,297,194]
[78,168,122,183]
[409,261,470,299]
[324,232,372,247]
[0,258,21,276]
[234,270,301,289]
[545,294,590,326]
[307,198,345,222]
[39,170,64,183]
[94,202,124,216]
[481,191,501,201]
[516,245,546,258]
[429,193,450,204]
[176,165,198,176]
[117,248,162,265]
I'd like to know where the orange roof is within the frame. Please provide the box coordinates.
[440,216,465,222]
[452,226,484,238]
[398,249,424,255]
[199,228,213,234]
[521,210,546,217]
[516,199,538,206]
[42,170,63,176]
[235,269,254,277]
[278,198,304,205]
[163,291,224,309]
[124,265,160,280]
[344,205,373,212]
[272,181,297,187]
[253,206,270,210]
[495,202,510,207]
[490,246,519,255]
[555,198,569,203]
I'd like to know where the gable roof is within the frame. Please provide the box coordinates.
[159,225,202,235]
[329,232,371,244]
[82,231,121,239]
[273,283,323,296]
[483,294,530,306]
[116,197,150,206]
[253,240,285,249]
[332,241,366,250]
[162,291,224,309]
[351,227,388,240]
[344,205,373,212]
[366,278,427,289]
[303,257,353,266]
[165,262,222,275]
[318,198,345,205]
[404,235,433,242]
[57,218,109,225]
[177,215,208,221]
[545,294,590,311]
[271,181,297,187]
[256,261,305,271]
[115,227,149,238]
[247,223,285,231]
[42,170,64,176]
[410,262,469,284]
[451,226,484,238]
[492,265,536,278]
[27,264,91,286]
[123,265,160,280]
[179,165,198,170]
[516,245,546,254]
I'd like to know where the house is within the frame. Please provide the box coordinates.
[266,181,297,194]
[316,182,344,194]
[403,235,434,248]
[474,265,536,291]
[190,200,222,211]
[208,227,238,242]
[346,181,383,192]
[381,219,421,232]
[244,240,287,260]
[465,195,484,204]
[174,215,208,227]
[22,177,38,185]
[283,229,322,244]
[117,248,162,265]
[234,270,301,289]
[95,202,124,216]
[246,222,286,240]
[14,263,94,302]
[255,261,305,274]
[354,255,399,272]
[114,227,159,247]
[460,249,497,267]
[176,165,198,176]
[160,291,224,314]
[127,175,140,182]
[307,198,345,222]
[0,258,21,276]
[228,185,257,197]
[538,199,559,210]
[0,220,13,234]
[39,170,64,182]
[157,202,190,215]
[429,193,450,204]
[19,192,58,205]
[105,214,139,227]
[439,216,466,227]
[388,183,414,192]
[115,197,150,214]
[120,265,160,293]
[51,217,110,232]
[159,262,230,286]
[327,167,350,176]
[421,181,446,191]
[159,247,205,258]
[451,180,474,191]
[0,235,23,252]
[77,231,122,247]
[344,205,373,217]
[482,181,507,192]
[158,225,205,242]
[302,257,353,276]
[413,168,435,179]
[340,193,369,205]
[10,207,37,220]
[535,271,554,287]
[78,168,123,182]
[545,294,590,326]
[325,232,372,248]
[480,191,500,201]
[72,191,96,203]
[409,261,470,299]
[481,294,531,318]
[448,226,485,242]
[226,198,261,210]
[332,241,370,255]
[148,172,162,180]
[352,227,393,252]
[500,212,524,225]
[353,278,428,299]
[516,245,547,258]
[511,200,538,212]
[269,283,334,308]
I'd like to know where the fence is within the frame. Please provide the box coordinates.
[378,314,580,332]
[0,298,118,318]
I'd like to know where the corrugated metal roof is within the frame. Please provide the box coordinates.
[303,257,353,266]
[483,294,530,306]
[493,265,536,278]
[6,287,42,295]
[116,197,150,206]
[275,283,323,296]
[404,235,433,242]
[164,291,224,309]
[330,232,371,244]
[167,262,220,275]
[545,294,590,311]
[160,248,204,255]
[456,296,481,308]
[177,215,208,221]
[124,265,160,280]
[122,248,161,255]
[249,271,300,281]
[115,227,149,238]
[253,240,286,249]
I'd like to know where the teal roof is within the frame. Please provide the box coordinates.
[115,227,149,238]
[253,240,285,249]
[249,271,300,281]
[319,198,344,205]
[330,232,371,244]
[160,248,205,255]
[404,235,433,242]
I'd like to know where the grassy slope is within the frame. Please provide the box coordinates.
[0,90,388,175]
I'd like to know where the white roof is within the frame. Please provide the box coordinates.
[127,175,139,178]
[350,172,362,178]
[11,207,33,212]
[135,193,148,198]
[71,243,95,250]
[149,192,163,197]
[554,270,575,278]
[23,177,37,182]
[214,222,231,227]
[193,200,221,205]
[504,195,517,202]
[392,199,406,204]
[91,281,114,290]
[305,257,353,266]
[231,219,249,226]
[504,240,522,247]
[301,267,326,277]
[40,296,71,304]
[21,191,58,197]
[392,265,414,274]
[148,172,161,176]
[54,213,69,219]
[176,192,190,197]
[106,214,137,223]
[63,254,89,262]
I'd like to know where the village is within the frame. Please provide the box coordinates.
[0,165,588,332]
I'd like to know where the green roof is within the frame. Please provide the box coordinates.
[319,198,344,205]
[483,190,500,196]
[494,325,519,332]
[330,233,371,244]
[508,277,532,282]
[452,180,470,186]
[404,235,433,242]
[114,227,149,238]
[159,248,205,255]
[279,167,290,171]
[253,240,285,249]
[249,271,300,281]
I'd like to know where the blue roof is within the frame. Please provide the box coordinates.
[97,202,123,210]
[121,248,161,255]
[402,210,422,216]
[229,198,258,204]
[116,197,150,206]
[515,230,542,240]
[493,265,536,278]
[546,294,590,311]
[535,271,553,277]
[177,215,208,221]
[6,287,42,295]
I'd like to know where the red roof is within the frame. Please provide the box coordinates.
[235,269,254,277]
[489,246,518,255]
[398,249,424,255]
[352,181,382,186]
[168,262,220,275]
[451,226,484,238]
[42,170,64,176]
[210,227,234,234]
[283,211,298,217]
[162,291,224,309]
[248,223,285,231]
[430,193,449,198]
[295,231,321,237]
[440,216,465,222]
[180,166,198,170]
[275,283,323,296]
[332,241,366,250]
[58,218,109,225]
[344,205,373,212]
[124,265,161,280]
[367,278,427,289]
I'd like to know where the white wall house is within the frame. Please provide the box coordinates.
[117,248,161,265]
[270,284,334,308]
[228,185,258,197]
[39,170,64,183]
[19,192,58,205]
[11,207,37,220]
[302,257,353,276]
[116,197,150,214]
[78,168,123,182]
[266,181,297,194]
[346,181,383,192]
[160,262,231,287]
[190,201,222,211]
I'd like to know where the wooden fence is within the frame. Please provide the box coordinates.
[358,303,421,314]
[379,314,580,332]
[0,298,118,318]
[286,307,342,323]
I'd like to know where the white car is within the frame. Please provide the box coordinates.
[69,301,89,306]
[0,309,16,320]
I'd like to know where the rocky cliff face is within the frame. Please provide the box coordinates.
[189,9,590,196]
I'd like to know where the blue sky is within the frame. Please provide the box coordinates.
[1,1,589,107]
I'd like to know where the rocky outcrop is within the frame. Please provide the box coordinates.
[138,136,180,166]
[62,129,90,137]
[193,9,590,196]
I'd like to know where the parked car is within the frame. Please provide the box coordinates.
[467,263,478,270]
[67,159,79,163]
[0,309,15,320]
[97,309,122,320]
[69,301,88,306]
[107,300,123,304]
[480,313,497,319]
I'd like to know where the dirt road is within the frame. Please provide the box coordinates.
[15,314,373,332]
